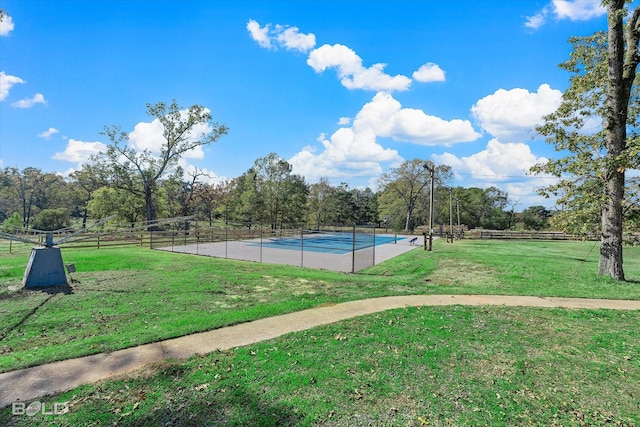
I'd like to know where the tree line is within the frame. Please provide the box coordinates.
[0,157,541,235]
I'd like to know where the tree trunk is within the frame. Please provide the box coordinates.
[22,199,28,228]
[600,0,631,280]
[404,205,412,232]
[82,208,88,229]
[599,171,625,279]
[144,185,155,231]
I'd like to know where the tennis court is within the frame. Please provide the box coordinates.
[156,229,423,273]
[250,232,402,254]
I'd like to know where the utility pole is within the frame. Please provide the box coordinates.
[456,198,461,239]
[449,188,453,243]
[423,163,435,251]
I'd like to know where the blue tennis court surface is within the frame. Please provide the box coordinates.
[249,234,405,254]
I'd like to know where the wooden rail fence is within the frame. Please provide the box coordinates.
[469,230,599,241]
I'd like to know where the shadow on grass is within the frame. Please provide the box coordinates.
[0,285,73,341]
[124,384,304,426]
[568,257,598,263]
[35,284,74,295]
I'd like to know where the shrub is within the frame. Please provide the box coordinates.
[32,208,70,231]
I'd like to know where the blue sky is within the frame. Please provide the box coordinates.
[0,0,625,209]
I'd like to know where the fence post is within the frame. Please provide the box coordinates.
[372,227,376,266]
[351,224,356,273]
[300,227,304,268]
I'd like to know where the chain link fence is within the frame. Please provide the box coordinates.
[149,221,392,273]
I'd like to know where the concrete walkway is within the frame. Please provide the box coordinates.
[1,294,639,408]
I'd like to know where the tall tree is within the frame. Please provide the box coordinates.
[331,183,358,226]
[229,170,261,224]
[352,187,378,225]
[307,178,335,229]
[252,153,293,228]
[234,153,309,228]
[193,181,232,226]
[96,100,228,228]
[451,186,509,230]
[1,167,69,228]
[159,167,209,218]
[87,187,144,224]
[0,168,19,223]
[532,2,640,280]
[280,174,309,225]
[2,167,64,228]
[600,0,640,279]
[377,159,433,232]
[521,205,552,230]
[69,164,105,228]
[378,160,451,232]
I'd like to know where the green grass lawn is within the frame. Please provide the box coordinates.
[1,239,639,425]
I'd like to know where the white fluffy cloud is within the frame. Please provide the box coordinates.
[0,13,14,36]
[307,44,412,91]
[525,10,549,29]
[248,20,444,92]
[276,25,316,52]
[356,92,480,146]
[412,63,446,82]
[289,130,402,183]
[247,19,316,52]
[526,0,606,29]
[553,0,606,20]
[53,139,108,163]
[289,92,481,182]
[471,84,562,140]
[434,139,543,181]
[127,118,165,152]
[247,19,271,49]
[127,108,213,159]
[433,139,558,206]
[0,71,24,101]
[38,127,60,139]
[12,93,46,108]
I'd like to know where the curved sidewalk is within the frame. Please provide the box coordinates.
[1,294,639,408]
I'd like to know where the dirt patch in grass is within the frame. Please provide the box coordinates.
[257,276,323,293]
[68,271,152,293]
[425,258,497,287]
